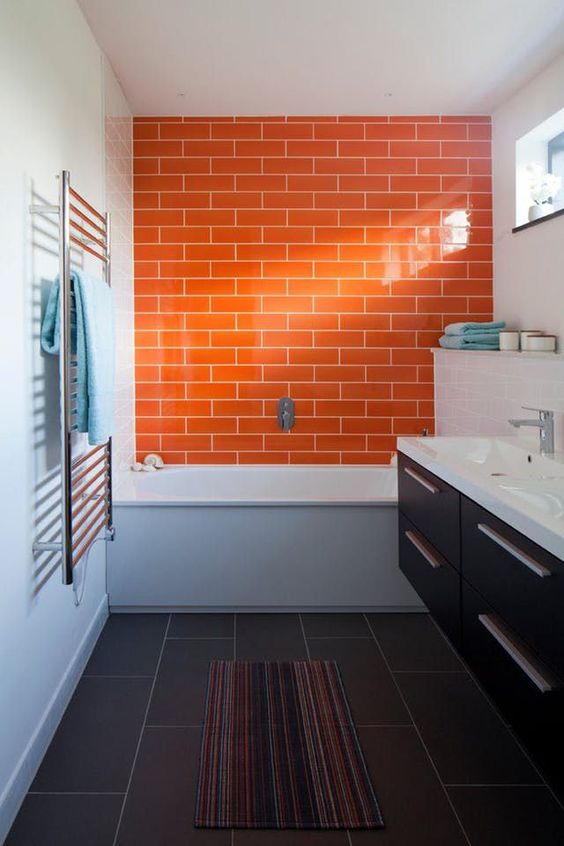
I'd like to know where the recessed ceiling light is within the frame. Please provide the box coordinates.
[176,92,186,98]
[384,92,393,97]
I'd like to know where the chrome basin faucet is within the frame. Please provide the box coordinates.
[508,406,554,456]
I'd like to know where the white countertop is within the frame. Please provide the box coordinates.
[397,435,564,560]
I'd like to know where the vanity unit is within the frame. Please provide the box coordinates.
[397,437,564,799]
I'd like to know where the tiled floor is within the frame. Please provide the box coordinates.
[6,612,564,845]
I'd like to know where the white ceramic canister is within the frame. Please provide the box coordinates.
[527,335,557,352]
[499,331,520,351]
[520,330,543,351]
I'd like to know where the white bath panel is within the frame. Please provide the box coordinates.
[107,502,421,611]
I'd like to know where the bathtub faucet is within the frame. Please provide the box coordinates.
[277,397,295,432]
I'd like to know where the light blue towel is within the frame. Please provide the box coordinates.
[442,331,502,345]
[439,334,499,350]
[41,271,115,445]
[445,320,505,336]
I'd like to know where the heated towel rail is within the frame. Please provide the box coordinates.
[31,171,114,585]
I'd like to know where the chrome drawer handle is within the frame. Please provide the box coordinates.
[478,614,556,693]
[404,466,440,494]
[405,530,443,570]
[477,523,552,579]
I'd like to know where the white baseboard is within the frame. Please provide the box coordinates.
[0,596,108,845]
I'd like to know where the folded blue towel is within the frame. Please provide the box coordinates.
[439,334,499,350]
[442,331,501,344]
[41,271,115,445]
[445,321,505,336]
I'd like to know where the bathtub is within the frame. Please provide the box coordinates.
[107,465,422,612]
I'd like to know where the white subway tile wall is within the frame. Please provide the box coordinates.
[434,349,564,450]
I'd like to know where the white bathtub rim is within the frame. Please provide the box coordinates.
[114,463,397,507]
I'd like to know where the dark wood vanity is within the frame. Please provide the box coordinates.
[398,451,564,799]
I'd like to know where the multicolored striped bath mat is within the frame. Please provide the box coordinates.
[195,660,384,830]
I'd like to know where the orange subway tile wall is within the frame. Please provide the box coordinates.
[133,116,492,465]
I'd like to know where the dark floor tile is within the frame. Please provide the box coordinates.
[116,727,229,845]
[307,638,410,726]
[169,613,234,639]
[31,677,151,792]
[448,786,564,846]
[349,727,467,844]
[233,831,348,844]
[236,614,306,661]
[366,613,463,672]
[6,794,123,846]
[147,639,233,726]
[301,613,370,638]
[84,613,168,676]
[397,672,541,785]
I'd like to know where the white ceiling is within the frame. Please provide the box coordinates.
[79,0,564,115]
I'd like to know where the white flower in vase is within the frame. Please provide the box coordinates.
[526,162,561,221]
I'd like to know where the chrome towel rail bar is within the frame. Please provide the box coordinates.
[31,170,114,585]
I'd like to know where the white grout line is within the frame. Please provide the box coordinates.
[111,613,172,846]
[444,783,548,789]
[298,613,311,660]
[427,615,511,728]
[305,635,373,640]
[427,614,467,664]
[145,724,201,729]
[363,613,472,845]
[356,724,413,728]
[82,674,154,679]
[392,669,467,674]
[233,613,237,660]
[28,791,125,796]
[426,616,564,810]
[503,725,564,811]
[166,636,234,641]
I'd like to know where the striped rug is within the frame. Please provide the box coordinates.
[195,660,384,830]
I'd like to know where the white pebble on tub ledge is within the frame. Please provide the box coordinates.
[107,464,421,612]
[143,453,164,468]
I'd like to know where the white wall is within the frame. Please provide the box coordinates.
[0,2,132,839]
[493,51,564,346]
[104,59,135,477]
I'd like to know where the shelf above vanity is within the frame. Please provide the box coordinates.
[432,348,564,361]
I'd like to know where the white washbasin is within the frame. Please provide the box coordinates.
[407,436,564,482]
[397,435,564,559]
[497,479,564,520]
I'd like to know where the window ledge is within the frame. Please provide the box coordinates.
[513,206,564,233]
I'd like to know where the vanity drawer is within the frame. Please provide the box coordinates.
[398,454,460,568]
[399,513,461,649]
[461,496,564,677]
[462,581,564,797]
